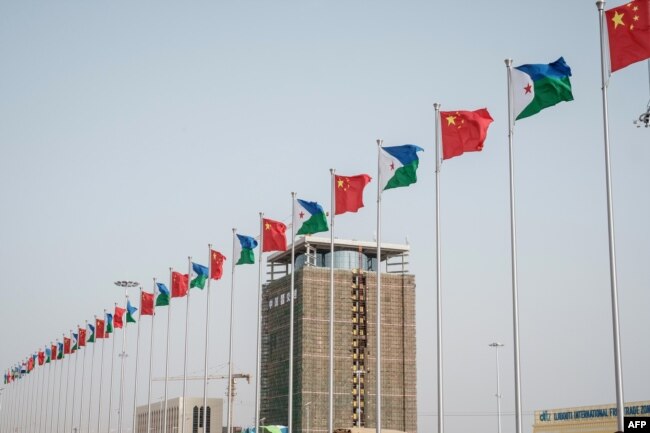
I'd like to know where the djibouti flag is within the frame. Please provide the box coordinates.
[190,262,209,289]
[235,234,258,265]
[379,144,424,191]
[294,199,329,235]
[512,57,573,120]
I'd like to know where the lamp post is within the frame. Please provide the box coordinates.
[114,280,140,433]
[488,343,504,433]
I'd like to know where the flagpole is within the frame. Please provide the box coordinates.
[227,228,237,433]
[163,268,173,433]
[147,279,157,433]
[26,358,33,432]
[27,358,35,432]
[376,139,385,433]
[182,257,192,433]
[71,331,80,433]
[132,288,143,433]
[64,333,72,433]
[26,359,33,432]
[596,2,625,430]
[17,363,24,432]
[79,325,88,433]
[29,359,35,432]
[328,168,335,433]
[433,103,445,433]
[87,322,96,433]
[57,343,64,433]
[255,216,264,433]
[98,312,107,433]
[288,193,297,433]
[39,350,46,433]
[28,359,33,432]
[204,245,214,433]
[505,58,523,433]
[118,289,129,433]
[16,363,22,432]
[108,304,117,433]
[23,362,29,432]
[36,354,43,432]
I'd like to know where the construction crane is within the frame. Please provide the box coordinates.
[153,373,251,425]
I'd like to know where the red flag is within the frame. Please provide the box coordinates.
[95,319,105,339]
[171,271,189,298]
[38,351,45,366]
[606,0,650,72]
[27,357,34,372]
[51,345,57,361]
[440,108,493,160]
[335,174,372,215]
[114,307,126,329]
[141,292,154,316]
[210,250,227,280]
[78,328,86,347]
[63,338,71,355]
[262,218,287,252]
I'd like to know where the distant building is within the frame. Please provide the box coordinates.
[533,400,650,433]
[135,397,223,433]
[260,236,416,433]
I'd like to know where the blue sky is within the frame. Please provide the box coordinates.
[1,1,648,432]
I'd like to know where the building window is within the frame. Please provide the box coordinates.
[193,406,199,433]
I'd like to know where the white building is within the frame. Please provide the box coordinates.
[135,397,223,433]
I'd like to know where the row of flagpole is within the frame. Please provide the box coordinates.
[4,4,648,431]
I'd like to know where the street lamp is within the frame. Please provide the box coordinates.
[114,281,140,433]
[488,343,504,433]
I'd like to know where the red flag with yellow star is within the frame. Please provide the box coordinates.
[171,271,189,298]
[210,250,227,280]
[440,109,493,160]
[140,291,155,316]
[606,0,650,72]
[335,174,372,215]
[262,218,287,252]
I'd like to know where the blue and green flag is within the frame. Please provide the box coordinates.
[126,300,137,323]
[294,199,329,235]
[235,234,258,265]
[511,57,573,120]
[378,144,424,191]
[190,262,209,289]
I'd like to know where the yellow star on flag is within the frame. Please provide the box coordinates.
[446,115,457,126]
[612,11,625,28]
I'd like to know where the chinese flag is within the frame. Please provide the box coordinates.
[114,307,126,329]
[210,250,226,280]
[78,328,86,347]
[141,292,154,316]
[63,338,71,354]
[335,174,372,215]
[606,0,650,72]
[262,218,287,252]
[51,345,57,361]
[440,108,493,160]
[96,319,105,339]
[38,351,45,366]
[171,272,189,298]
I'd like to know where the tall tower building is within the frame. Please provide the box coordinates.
[260,236,416,433]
